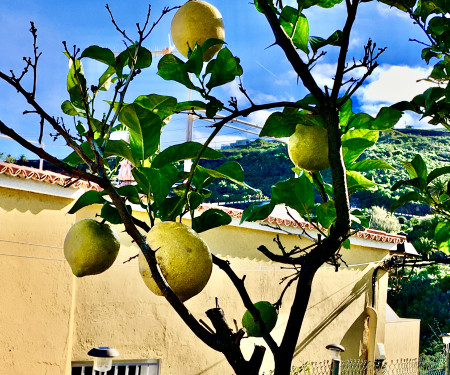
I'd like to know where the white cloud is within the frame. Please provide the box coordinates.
[247,110,272,127]
[222,79,247,102]
[311,63,336,90]
[355,65,439,128]
[356,65,433,106]
[395,113,433,129]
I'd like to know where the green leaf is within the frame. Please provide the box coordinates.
[176,100,207,112]
[80,45,116,66]
[348,159,395,171]
[131,167,150,195]
[133,46,152,70]
[104,140,140,166]
[100,203,125,225]
[402,154,428,180]
[241,200,275,223]
[157,54,199,90]
[427,166,450,184]
[116,185,142,206]
[342,238,351,249]
[435,221,450,254]
[339,99,353,129]
[272,175,315,215]
[115,45,152,77]
[98,66,115,91]
[119,103,163,161]
[347,107,402,131]
[154,196,184,221]
[205,48,243,90]
[151,142,224,169]
[205,97,224,118]
[187,191,205,211]
[346,170,377,196]
[62,142,94,166]
[68,190,105,214]
[61,100,86,117]
[309,30,343,52]
[66,56,86,109]
[390,191,425,212]
[134,94,177,121]
[184,43,205,77]
[317,200,336,229]
[342,129,379,165]
[279,7,309,54]
[195,162,256,191]
[391,177,427,192]
[192,209,232,233]
[145,164,180,205]
[260,111,325,138]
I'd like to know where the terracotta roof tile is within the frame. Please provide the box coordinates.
[0,162,102,192]
[197,204,406,244]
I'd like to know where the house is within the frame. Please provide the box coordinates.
[0,162,420,374]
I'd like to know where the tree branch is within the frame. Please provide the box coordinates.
[331,0,360,103]
[257,0,325,103]
[212,254,279,354]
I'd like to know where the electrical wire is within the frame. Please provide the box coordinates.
[0,237,385,270]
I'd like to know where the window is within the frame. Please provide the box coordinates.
[72,359,159,375]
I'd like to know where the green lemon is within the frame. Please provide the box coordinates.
[64,218,120,277]
[171,0,225,61]
[139,221,213,302]
[288,124,329,172]
[242,301,278,337]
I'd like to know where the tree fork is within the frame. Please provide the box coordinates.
[206,308,265,375]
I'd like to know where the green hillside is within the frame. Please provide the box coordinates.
[200,128,450,215]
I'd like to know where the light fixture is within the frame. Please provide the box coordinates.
[88,346,119,373]
[441,333,450,346]
[326,344,345,375]
[326,343,345,361]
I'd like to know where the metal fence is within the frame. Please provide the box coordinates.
[289,355,446,375]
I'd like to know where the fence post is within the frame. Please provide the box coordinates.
[441,333,450,375]
[326,344,345,375]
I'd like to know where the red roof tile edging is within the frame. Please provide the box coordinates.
[197,204,406,244]
[0,162,102,192]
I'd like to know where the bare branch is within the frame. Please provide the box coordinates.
[212,254,279,353]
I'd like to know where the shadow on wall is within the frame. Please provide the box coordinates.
[0,187,73,214]
[293,267,372,359]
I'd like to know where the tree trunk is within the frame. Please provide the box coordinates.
[273,264,318,375]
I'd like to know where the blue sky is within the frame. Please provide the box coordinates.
[0,0,435,159]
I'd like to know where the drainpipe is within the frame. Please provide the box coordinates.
[366,306,378,374]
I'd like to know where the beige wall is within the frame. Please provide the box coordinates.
[385,319,421,360]
[0,177,417,375]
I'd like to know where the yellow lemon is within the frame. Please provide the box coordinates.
[139,221,212,302]
[64,219,120,277]
[288,124,329,171]
[171,0,225,61]
[242,301,278,337]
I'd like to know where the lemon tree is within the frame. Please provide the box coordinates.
[64,218,120,277]
[139,221,213,302]
[171,0,225,61]
[1,0,446,374]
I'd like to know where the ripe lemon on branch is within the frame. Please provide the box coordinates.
[64,218,120,277]
[139,221,213,302]
[171,0,225,61]
[288,124,330,172]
